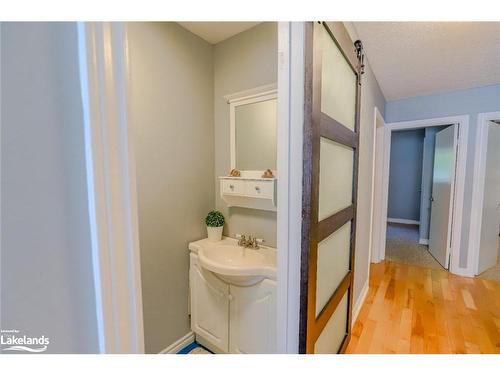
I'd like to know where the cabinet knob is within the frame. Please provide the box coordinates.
[229,184,234,189]
[255,186,260,191]
[228,294,233,301]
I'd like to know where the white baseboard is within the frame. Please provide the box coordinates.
[159,331,195,354]
[352,281,369,327]
[387,218,420,225]
[419,238,429,245]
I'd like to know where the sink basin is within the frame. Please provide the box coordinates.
[189,237,276,286]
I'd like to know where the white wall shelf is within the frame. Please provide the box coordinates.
[219,176,277,212]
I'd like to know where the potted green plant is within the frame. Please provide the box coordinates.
[205,210,225,242]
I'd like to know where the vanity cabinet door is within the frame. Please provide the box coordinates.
[190,254,229,353]
[229,279,276,354]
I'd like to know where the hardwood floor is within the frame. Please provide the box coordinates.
[346,261,500,354]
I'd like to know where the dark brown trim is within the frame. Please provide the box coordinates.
[338,332,351,354]
[317,205,355,242]
[298,21,313,355]
[322,22,358,73]
[304,21,324,355]
[344,31,363,348]
[320,112,358,148]
[338,284,353,354]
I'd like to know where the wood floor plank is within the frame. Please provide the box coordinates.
[461,289,477,310]
[441,278,453,301]
[346,261,500,354]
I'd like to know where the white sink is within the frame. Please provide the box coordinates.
[189,237,276,286]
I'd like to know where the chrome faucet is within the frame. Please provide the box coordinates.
[236,234,263,249]
[237,234,249,247]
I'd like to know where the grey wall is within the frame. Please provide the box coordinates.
[385,84,500,268]
[214,23,278,247]
[127,22,215,353]
[1,22,99,353]
[351,55,386,305]
[388,129,425,221]
[419,126,448,241]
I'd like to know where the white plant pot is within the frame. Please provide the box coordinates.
[207,226,223,242]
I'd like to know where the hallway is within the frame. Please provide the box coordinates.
[346,261,500,354]
[385,223,442,270]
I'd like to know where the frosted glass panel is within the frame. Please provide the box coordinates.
[314,292,348,353]
[320,25,356,130]
[315,222,351,316]
[318,137,354,221]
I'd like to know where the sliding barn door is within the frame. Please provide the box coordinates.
[300,22,363,354]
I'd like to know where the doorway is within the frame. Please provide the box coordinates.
[385,125,453,270]
[470,112,500,281]
[79,21,294,354]
[371,115,469,275]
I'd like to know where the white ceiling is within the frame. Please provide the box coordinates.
[351,22,500,100]
[177,22,261,44]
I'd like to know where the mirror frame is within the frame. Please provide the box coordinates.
[225,83,278,172]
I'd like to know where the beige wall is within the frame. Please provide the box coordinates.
[214,22,278,247]
[353,59,386,305]
[127,22,215,353]
[1,22,99,353]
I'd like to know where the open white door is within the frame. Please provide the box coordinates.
[477,121,500,274]
[428,124,458,269]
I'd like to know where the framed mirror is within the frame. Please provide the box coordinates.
[226,84,277,174]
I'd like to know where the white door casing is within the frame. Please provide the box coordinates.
[370,109,387,263]
[375,115,468,276]
[276,21,305,354]
[77,22,145,353]
[477,121,500,273]
[428,124,458,269]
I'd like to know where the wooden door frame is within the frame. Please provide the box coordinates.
[299,21,363,354]
[372,115,470,276]
[469,111,500,275]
